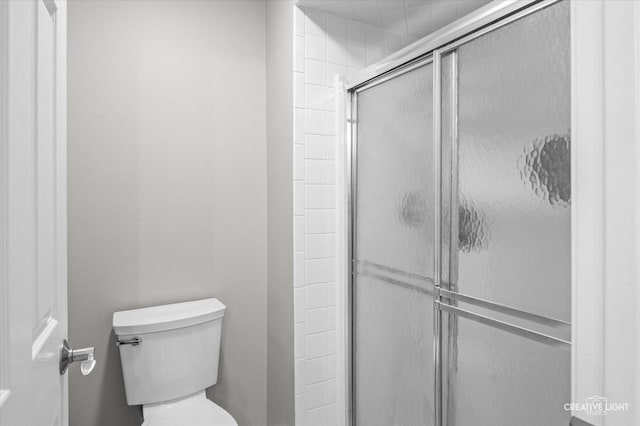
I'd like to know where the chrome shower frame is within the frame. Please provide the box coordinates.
[344,1,566,425]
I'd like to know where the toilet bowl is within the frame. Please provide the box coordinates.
[113,298,237,426]
[141,391,236,426]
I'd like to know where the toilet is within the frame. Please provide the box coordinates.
[113,298,237,426]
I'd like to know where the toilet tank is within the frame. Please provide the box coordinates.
[113,298,226,406]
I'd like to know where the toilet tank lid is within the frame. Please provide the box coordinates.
[113,298,226,335]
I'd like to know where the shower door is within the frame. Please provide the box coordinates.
[438,1,570,425]
[352,59,435,426]
[350,1,570,425]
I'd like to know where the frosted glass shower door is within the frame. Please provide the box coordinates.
[353,61,434,426]
[350,2,570,425]
[439,1,571,425]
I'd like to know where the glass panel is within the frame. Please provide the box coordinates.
[354,63,434,426]
[444,2,571,425]
[444,315,570,426]
[356,64,434,276]
[453,0,571,321]
[355,275,433,426]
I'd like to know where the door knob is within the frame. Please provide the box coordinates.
[59,339,96,375]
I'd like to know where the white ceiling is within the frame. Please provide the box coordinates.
[295,0,493,40]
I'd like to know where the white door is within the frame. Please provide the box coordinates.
[0,0,69,425]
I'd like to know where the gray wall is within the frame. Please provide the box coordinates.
[68,1,268,425]
[265,1,294,426]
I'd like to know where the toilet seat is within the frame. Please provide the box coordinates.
[142,392,237,426]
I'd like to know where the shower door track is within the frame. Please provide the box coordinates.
[345,0,559,92]
[345,1,567,426]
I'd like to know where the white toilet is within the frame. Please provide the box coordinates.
[113,298,238,426]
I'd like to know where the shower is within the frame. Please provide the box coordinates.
[346,1,570,425]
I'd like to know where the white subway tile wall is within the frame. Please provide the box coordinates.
[297,0,493,40]
[292,5,414,426]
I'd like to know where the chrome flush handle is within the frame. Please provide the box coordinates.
[116,336,143,346]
